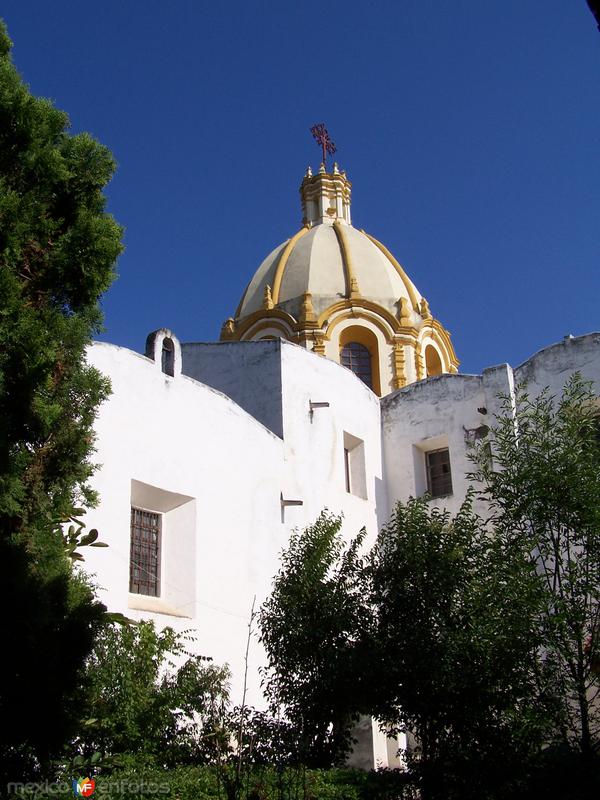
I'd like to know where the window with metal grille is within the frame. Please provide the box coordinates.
[130,507,161,596]
[426,448,453,497]
[340,342,372,388]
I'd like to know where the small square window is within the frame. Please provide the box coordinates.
[130,507,161,596]
[426,448,453,498]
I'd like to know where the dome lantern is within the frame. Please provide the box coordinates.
[300,163,352,227]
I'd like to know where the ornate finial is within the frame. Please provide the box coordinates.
[221,317,236,339]
[419,297,432,319]
[263,284,274,310]
[333,162,339,174]
[299,292,316,324]
[305,166,313,178]
[398,297,412,325]
[318,162,326,174]
[310,123,337,171]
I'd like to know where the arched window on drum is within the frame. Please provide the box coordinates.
[340,342,372,388]
[339,326,381,395]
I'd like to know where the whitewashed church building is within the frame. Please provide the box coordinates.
[83,164,600,768]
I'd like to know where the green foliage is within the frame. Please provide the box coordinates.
[0,19,122,779]
[21,764,411,800]
[77,621,230,766]
[0,18,122,534]
[259,512,371,767]
[369,494,547,798]
[259,376,600,795]
[470,374,600,760]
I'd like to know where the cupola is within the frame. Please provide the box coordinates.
[221,167,459,395]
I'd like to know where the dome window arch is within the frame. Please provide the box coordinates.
[339,325,381,395]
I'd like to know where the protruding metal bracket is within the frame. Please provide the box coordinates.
[309,400,330,422]
[280,492,304,508]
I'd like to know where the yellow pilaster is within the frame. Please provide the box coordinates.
[392,342,407,390]
[415,342,425,380]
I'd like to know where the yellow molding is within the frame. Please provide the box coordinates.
[392,341,407,390]
[272,226,310,305]
[415,342,425,381]
[333,221,360,298]
[317,298,401,336]
[419,318,460,370]
[361,230,420,311]
[312,333,326,355]
[240,319,293,341]
[233,307,298,340]
[323,308,396,345]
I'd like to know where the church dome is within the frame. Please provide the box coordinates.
[236,222,423,323]
[221,164,459,396]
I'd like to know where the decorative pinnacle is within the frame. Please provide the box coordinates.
[310,123,337,170]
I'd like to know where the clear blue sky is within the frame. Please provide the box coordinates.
[2,1,599,374]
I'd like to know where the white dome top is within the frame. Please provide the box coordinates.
[237,222,422,321]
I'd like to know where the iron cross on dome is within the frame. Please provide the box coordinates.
[310,123,337,169]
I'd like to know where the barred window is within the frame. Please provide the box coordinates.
[130,507,161,596]
[340,342,372,389]
[426,448,453,498]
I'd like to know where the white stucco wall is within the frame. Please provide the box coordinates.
[514,333,600,397]
[278,340,384,546]
[84,342,285,708]
[82,331,600,769]
[381,333,600,522]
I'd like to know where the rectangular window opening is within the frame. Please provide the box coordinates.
[426,448,453,498]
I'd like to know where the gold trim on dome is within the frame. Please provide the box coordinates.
[322,307,398,345]
[398,297,412,326]
[333,221,360,299]
[317,299,413,340]
[263,284,274,310]
[361,230,420,311]
[419,319,460,372]
[272,226,310,305]
[415,342,425,381]
[312,333,326,355]
[240,319,294,341]
[220,317,237,340]
[298,292,317,326]
[230,307,298,340]
[392,341,407,390]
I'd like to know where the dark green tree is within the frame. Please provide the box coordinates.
[470,375,600,783]
[368,494,547,799]
[258,512,371,767]
[0,20,122,779]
